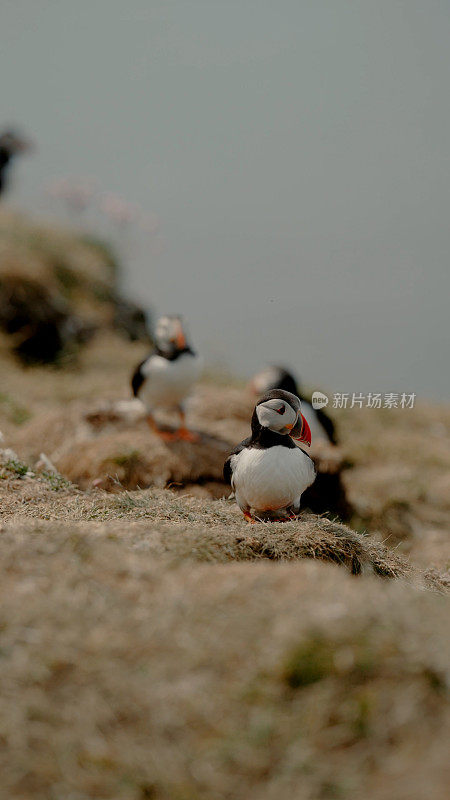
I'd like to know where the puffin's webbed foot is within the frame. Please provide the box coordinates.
[177,408,200,442]
[146,414,178,441]
[159,430,179,441]
[177,427,200,442]
[256,507,299,523]
[274,511,299,522]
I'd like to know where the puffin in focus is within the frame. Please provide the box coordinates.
[131,315,202,441]
[250,365,337,445]
[0,129,32,197]
[224,389,316,522]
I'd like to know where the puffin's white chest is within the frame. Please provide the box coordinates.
[231,445,315,512]
[140,352,202,408]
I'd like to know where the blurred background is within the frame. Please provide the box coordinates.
[1,0,449,397]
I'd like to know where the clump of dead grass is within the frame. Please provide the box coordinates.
[0,463,444,589]
[0,530,448,800]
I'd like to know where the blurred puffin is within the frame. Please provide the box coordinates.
[0,129,32,196]
[131,315,202,441]
[250,366,337,445]
[224,389,316,522]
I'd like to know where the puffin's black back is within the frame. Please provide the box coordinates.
[273,368,301,397]
[0,130,31,196]
[0,146,11,194]
[131,359,147,397]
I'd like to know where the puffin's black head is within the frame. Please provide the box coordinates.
[252,389,312,446]
[0,129,32,158]
[0,129,32,194]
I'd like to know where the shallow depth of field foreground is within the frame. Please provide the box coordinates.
[0,218,449,800]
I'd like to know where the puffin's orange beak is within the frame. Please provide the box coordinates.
[290,413,312,447]
[174,325,186,350]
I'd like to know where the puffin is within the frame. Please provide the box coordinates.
[250,365,337,445]
[0,129,32,196]
[224,389,316,522]
[131,314,202,441]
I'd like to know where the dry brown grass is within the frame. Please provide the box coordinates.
[14,414,231,495]
[337,404,450,567]
[0,464,418,582]
[0,513,448,800]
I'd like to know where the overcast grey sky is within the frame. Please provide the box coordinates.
[2,1,449,397]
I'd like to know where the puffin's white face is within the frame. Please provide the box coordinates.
[155,315,186,351]
[256,397,298,433]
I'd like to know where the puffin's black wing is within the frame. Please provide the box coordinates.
[315,408,337,445]
[131,357,149,397]
[0,147,14,196]
[223,437,251,485]
[0,150,9,195]
[223,456,233,485]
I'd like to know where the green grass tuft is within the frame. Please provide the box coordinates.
[41,470,74,491]
[282,634,335,688]
[0,458,30,478]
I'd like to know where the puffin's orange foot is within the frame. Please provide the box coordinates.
[157,430,179,442]
[243,511,256,524]
[177,427,200,442]
[146,416,178,441]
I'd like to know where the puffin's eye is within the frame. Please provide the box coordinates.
[276,405,285,415]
